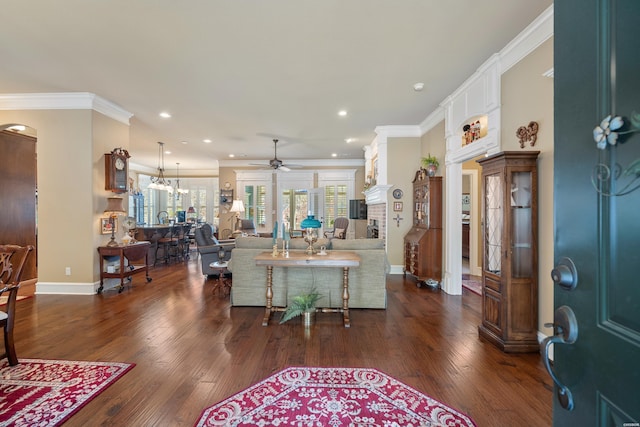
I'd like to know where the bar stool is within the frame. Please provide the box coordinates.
[156,227,178,264]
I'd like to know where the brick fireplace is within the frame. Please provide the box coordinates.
[363,184,391,244]
[366,203,386,242]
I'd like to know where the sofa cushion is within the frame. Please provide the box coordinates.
[235,236,273,249]
[331,239,385,250]
[288,237,330,251]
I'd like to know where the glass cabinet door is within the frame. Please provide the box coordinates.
[413,186,423,226]
[485,173,503,275]
[510,171,533,278]
[421,183,430,228]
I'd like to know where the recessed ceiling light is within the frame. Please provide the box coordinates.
[203,139,212,143]
[413,82,425,91]
[228,154,235,158]
[331,153,338,157]
[181,140,188,145]
[165,150,171,155]
[345,138,356,143]
[159,112,171,118]
[338,110,348,117]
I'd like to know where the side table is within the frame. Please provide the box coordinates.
[98,242,152,293]
[209,261,231,296]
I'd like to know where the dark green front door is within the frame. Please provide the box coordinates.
[553,0,640,425]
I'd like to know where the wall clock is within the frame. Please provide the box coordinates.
[392,189,403,199]
[105,148,130,194]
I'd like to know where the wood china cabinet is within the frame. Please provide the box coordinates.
[403,169,442,287]
[477,151,539,352]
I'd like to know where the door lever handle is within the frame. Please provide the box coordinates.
[541,305,578,411]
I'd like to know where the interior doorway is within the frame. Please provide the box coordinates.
[461,167,481,278]
[0,123,38,291]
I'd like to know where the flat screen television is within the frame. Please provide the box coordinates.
[349,199,367,220]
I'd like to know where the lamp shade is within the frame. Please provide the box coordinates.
[230,200,245,213]
[104,197,126,214]
[300,215,321,229]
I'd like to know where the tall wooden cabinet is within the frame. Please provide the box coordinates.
[403,169,442,287]
[477,151,539,352]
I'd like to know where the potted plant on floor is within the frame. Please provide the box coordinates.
[421,154,440,177]
[279,288,322,326]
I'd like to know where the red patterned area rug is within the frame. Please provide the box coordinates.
[196,367,476,426]
[0,358,134,426]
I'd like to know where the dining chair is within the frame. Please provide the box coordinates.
[0,244,34,366]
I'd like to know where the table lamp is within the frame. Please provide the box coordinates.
[300,214,321,255]
[104,197,126,247]
[229,200,245,232]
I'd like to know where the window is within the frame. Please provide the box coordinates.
[236,171,273,234]
[137,175,218,225]
[244,184,267,226]
[281,188,309,230]
[318,170,356,235]
[323,184,348,228]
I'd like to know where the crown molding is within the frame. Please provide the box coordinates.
[418,5,553,138]
[219,158,365,168]
[419,107,445,135]
[0,92,133,125]
[374,125,421,138]
[499,4,553,74]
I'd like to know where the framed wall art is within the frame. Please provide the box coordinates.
[101,217,116,234]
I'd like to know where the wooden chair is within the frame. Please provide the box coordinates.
[0,244,34,366]
[324,217,349,239]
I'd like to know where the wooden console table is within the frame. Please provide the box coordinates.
[97,242,152,294]
[255,251,360,327]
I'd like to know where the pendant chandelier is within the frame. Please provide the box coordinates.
[174,162,189,197]
[148,141,173,193]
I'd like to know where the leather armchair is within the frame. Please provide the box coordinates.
[194,224,235,276]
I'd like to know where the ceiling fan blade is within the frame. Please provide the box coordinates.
[279,165,291,172]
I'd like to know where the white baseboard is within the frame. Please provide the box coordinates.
[35,281,99,295]
[389,265,404,275]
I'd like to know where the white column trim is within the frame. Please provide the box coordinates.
[442,162,463,295]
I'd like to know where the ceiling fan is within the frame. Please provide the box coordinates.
[250,139,299,171]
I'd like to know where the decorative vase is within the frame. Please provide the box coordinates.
[303,310,315,327]
[426,164,437,177]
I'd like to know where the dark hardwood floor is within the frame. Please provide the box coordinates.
[13,256,552,426]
